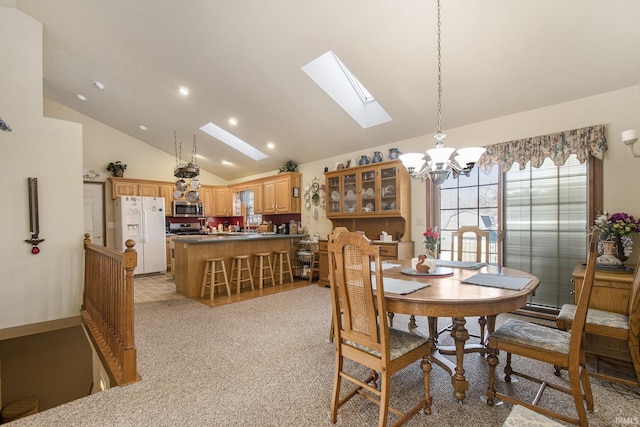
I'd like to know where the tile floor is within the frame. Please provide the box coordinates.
[134,273,185,304]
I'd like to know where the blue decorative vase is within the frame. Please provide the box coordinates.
[372,151,383,163]
[359,155,371,165]
[388,148,401,160]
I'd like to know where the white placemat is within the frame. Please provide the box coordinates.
[370,261,402,271]
[461,273,532,290]
[436,260,487,270]
[370,275,429,294]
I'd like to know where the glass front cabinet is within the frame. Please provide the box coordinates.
[325,160,408,218]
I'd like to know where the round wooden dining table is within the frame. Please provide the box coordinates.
[380,261,539,402]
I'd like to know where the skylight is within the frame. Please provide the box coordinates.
[199,122,268,161]
[302,50,391,128]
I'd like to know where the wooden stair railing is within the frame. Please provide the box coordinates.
[81,233,141,386]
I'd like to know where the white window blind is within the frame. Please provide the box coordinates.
[503,154,587,309]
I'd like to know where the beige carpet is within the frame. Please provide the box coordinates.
[8,286,639,426]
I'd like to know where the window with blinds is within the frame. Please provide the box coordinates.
[503,154,587,309]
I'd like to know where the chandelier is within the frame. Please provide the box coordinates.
[400,0,485,186]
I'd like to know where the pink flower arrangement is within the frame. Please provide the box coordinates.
[423,226,440,254]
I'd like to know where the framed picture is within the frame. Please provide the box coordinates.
[292,187,300,198]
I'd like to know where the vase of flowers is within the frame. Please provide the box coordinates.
[423,226,440,271]
[592,212,640,265]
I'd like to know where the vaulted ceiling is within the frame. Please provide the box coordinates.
[14,0,640,180]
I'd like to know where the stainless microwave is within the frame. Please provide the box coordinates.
[173,201,204,218]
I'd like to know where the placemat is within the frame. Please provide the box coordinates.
[371,276,429,294]
[370,261,402,271]
[461,273,532,290]
[436,260,487,270]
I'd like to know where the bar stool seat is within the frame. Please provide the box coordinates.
[200,258,231,301]
[308,252,320,283]
[231,255,254,293]
[253,252,275,289]
[272,250,294,285]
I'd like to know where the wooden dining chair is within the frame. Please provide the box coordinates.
[328,231,432,426]
[555,256,640,387]
[438,225,491,342]
[450,225,490,263]
[485,232,598,426]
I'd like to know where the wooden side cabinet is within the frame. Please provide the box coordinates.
[572,263,634,315]
[317,240,329,288]
[572,263,635,363]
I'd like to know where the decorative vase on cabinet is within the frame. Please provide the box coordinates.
[597,240,623,267]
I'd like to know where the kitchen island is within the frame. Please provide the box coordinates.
[173,233,308,298]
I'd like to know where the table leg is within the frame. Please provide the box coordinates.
[427,316,470,402]
[451,317,470,402]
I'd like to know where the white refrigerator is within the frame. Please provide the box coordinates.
[114,196,167,275]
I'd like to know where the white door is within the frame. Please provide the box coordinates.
[83,182,105,246]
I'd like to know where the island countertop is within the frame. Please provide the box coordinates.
[173,233,309,298]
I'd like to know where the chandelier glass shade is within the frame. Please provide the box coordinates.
[400,0,485,186]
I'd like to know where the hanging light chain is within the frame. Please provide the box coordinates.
[434,0,445,147]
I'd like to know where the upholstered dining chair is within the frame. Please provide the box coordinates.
[555,256,640,387]
[328,231,432,426]
[486,232,599,426]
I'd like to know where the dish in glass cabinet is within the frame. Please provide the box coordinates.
[366,203,374,211]
[331,191,339,201]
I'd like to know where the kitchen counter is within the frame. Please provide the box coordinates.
[173,233,308,298]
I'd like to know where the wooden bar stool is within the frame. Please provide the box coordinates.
[272,250,294,284]
[308,252,320,283]
[253,252,275,289]
[200,258,231,301]
[230,255,254,293]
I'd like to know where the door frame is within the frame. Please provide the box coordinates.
[84,181,107,246]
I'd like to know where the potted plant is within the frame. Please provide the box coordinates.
[107,161,127,177]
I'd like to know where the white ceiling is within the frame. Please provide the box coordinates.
[14,0,640,181]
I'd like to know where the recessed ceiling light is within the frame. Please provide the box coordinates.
[267,142,275,149]
[221,160,232,166]
[93,81,105,90]
[139,125,148,131]
[76,94,87,101]
[229,117,238,126]
[179,86,190,96]
[200,122,268,161]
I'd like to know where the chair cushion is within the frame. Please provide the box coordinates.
[490,318,570,354]
[345,328,428,360]
[558,304,629,330]
[502,404,564,427]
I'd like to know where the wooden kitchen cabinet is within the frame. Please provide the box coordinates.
[109,177,162,199]
[213,186,231,216]
[572,263,635,362]
[200,186,215,216]
[159,183,175,216]
[253,182,264,214]
[262,172,301,214]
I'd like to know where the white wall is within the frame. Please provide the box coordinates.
[0,8,84,330]
[298,86,640,266]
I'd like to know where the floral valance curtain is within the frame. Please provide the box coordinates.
[476,124,607,173]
